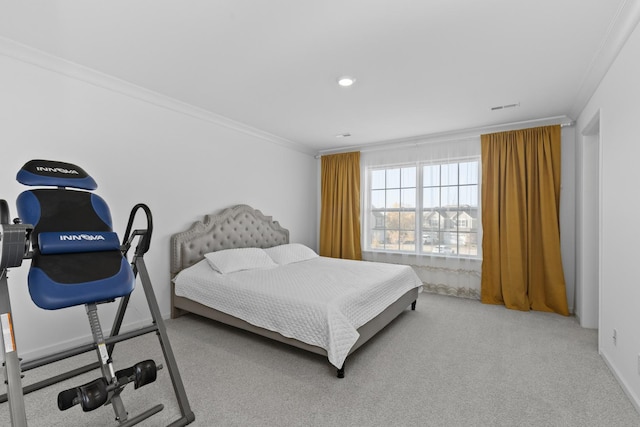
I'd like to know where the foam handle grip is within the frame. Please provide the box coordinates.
[38,231,120,254]
[57,388,79,411]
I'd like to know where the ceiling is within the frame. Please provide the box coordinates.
[0,1,636,154]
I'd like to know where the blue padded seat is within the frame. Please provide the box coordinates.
[16,160,135,310]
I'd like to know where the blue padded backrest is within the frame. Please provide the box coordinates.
[15,159,134,310]
[17,190,113,243]
[17,159,97,190]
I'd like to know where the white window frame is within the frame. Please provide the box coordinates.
[364,156,481,259]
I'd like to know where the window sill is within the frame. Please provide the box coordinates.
[362,249,482,262]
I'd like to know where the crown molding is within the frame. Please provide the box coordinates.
[569,0,640,118]
[0,36,316,157]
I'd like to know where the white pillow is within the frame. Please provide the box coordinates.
[264,243,318,265]
[204,248,277,274]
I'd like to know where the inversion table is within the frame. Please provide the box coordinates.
[0,160,194,426]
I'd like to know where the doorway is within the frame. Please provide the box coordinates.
[577,112,600,330]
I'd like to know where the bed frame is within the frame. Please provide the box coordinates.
[170,204,418,377]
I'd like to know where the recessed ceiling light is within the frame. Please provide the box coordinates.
[337,76,356,87]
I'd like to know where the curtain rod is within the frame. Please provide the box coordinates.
[316,117,575,158]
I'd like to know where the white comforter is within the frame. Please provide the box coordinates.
[173,257,422,368]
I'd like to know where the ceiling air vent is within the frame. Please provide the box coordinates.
[491,102,520,111]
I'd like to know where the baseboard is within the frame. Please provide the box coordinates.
[600,350,640,415]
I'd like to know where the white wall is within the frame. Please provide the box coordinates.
[0,47,318,359]
[560,126,576,313]
[576,20,640,411]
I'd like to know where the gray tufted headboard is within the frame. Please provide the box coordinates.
[170,204,289,276]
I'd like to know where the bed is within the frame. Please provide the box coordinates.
[170,204,422,377]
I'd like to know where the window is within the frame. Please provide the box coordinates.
[370,166,417,251]
[366,158,480,257]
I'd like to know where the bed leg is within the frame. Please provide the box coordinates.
[411,300,416,311]
[337,363,345,379]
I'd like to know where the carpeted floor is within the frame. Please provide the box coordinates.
[2,293,639,426]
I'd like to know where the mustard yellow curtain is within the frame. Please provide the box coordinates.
[320,151,362,260]
[481,125,568,315]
